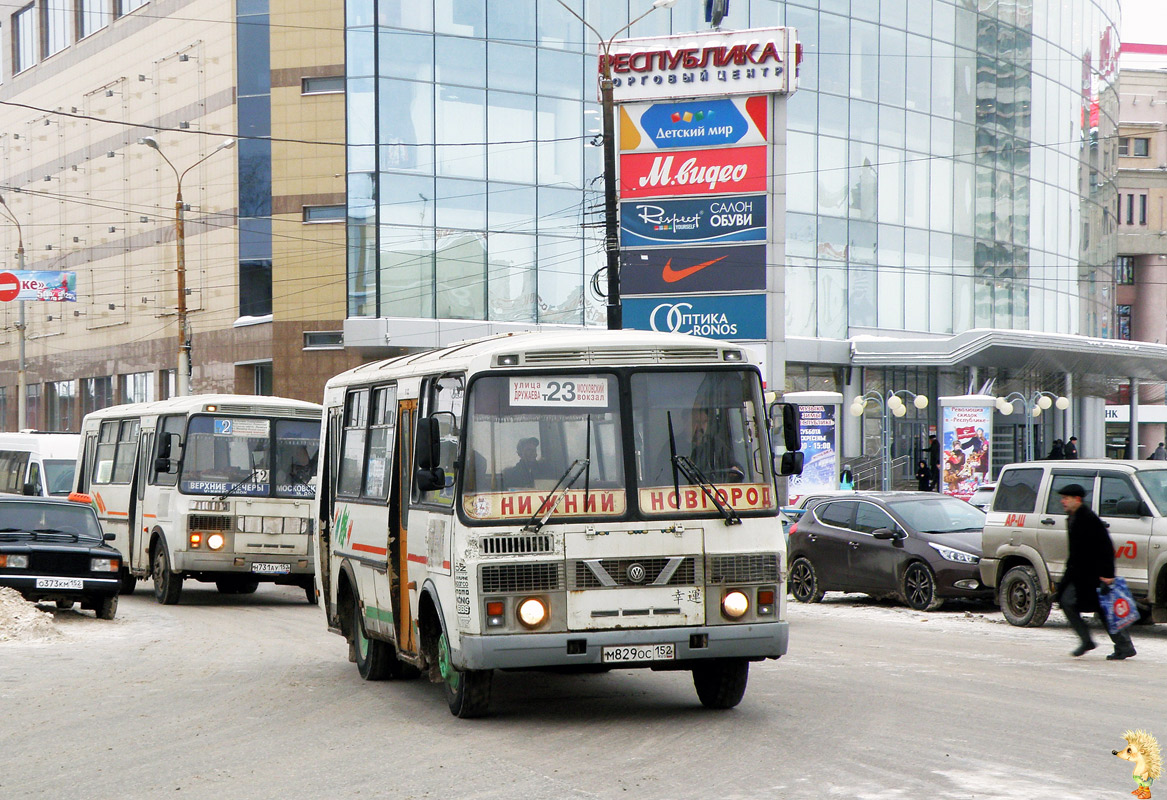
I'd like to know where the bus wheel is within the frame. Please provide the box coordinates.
[303,581,317,605]
[352,593,390,680]
[439,630,491,718]
[152,545,183,605]
[693,658,749,709]
[119,568,137,594]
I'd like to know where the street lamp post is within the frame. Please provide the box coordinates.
[0,194,26,428]
[139,136,236,396]
[850,389,930,491]
[995,390,1070,461]
[556,0,677,330]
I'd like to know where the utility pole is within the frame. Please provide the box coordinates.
[556,0,677,330]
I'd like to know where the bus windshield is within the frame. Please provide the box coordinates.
[462,374,625,522]
[180,416,274,496]
[631,369,774,515]
[43,459,77,496]
[273,420,320,498]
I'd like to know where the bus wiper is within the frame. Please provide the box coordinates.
[671,455,742,526]
[522,458,590,534]
[217,468,262,502]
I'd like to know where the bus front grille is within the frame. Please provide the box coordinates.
[480,534,553,556]
[570,556,698,589]
[479,562,562,594]
[189,515,233,531]
[707,553,780,584]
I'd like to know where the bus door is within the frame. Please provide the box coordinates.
[394,398,418,655]
[318,405,343,623]
[129,429,152,571]
[89,418,141,557]
[137,416,184,572]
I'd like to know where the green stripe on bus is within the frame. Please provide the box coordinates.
[365,606,394,624]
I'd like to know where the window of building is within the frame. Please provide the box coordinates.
[121,372,153,404]
[240,259,273,317]
[1118,304,1132,340]
[1134,137,1150,157]
[79,0,110,38]
[47,379,76,431]
[43,0,68,56]
[1116,256,1135,285]
[303,330,343,350]
[1140,194,1148,225]
[302,204,345,223]
[1118,137,1129,156]
[116,0,146,16]
[302,76,344,94]
[158,369,175,400]
[0,387,6,430]
[81,376,114,415]
[1126,193,1135,225]
[24,383,40,429]
[14,4,37,73]
[254,363,273,396]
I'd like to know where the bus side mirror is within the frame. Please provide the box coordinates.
[415,467,446,492]
[415,417,440,471]
[779,451,804,477]
[155,432,181,474]
[778,402,801,451]
[23,481,38,496]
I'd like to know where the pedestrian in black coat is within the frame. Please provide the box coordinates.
[928,434,940,492]
[1065,436,1079,459]
[1047,439,1064,459]
[1055,483,1136,660]
[915,459,931,491]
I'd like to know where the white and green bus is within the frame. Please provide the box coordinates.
[314,330,802,717]
[72,394,322,604]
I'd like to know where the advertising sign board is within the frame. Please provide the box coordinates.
[786,405,838,500]
[940,403,993,501]
[604,27,799,102]
[620,194,767,247]
[622,294,766,340]
[621,244,766,295]
[619,95,768,151]
[619,146,768,199]
[0,271,77,302]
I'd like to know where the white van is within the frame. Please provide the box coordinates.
[0,432,80,497]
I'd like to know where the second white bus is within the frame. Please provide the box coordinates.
[71,394,322,603]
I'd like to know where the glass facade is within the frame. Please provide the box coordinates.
[784,0,1119,340]
[347,0,1119,338]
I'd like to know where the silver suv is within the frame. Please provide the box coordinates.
[980,460,1167,627]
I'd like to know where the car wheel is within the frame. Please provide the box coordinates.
[998,565,1052,627]
[902,562,942,611]
[97,594,118,620]
[152,544,183,605]
[351,592,392,680]
[789,556,824,603]
[439,629,492,718]
[692,658,749,709]
[55,599,75,610]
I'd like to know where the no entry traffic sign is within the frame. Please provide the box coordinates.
[0,272,20,302]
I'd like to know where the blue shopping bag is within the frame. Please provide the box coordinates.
[1097,576,1140,634]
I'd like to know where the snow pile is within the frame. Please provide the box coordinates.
[0,587,56,642]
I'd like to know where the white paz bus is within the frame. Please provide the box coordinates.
[71,394,322,603]
[314,330,803,717]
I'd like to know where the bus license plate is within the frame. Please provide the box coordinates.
[36,577,84,590]
[601,643,675,663]
[251,563,291,575]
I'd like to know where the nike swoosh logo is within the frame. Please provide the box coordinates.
[661,255,728,283]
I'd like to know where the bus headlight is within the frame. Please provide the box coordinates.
[207,533,226,551]
[722,590,749,619]
[517,597,548,629]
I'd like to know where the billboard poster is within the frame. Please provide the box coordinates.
[603,27,799,102]
[620,194,767,247]
[622,294,766,340]
[618,96,768,151]
[941,405,992,501]
[621,244,766,295]
[787,405,837,502]
[619,146,768,199]
[0,271,77,302]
